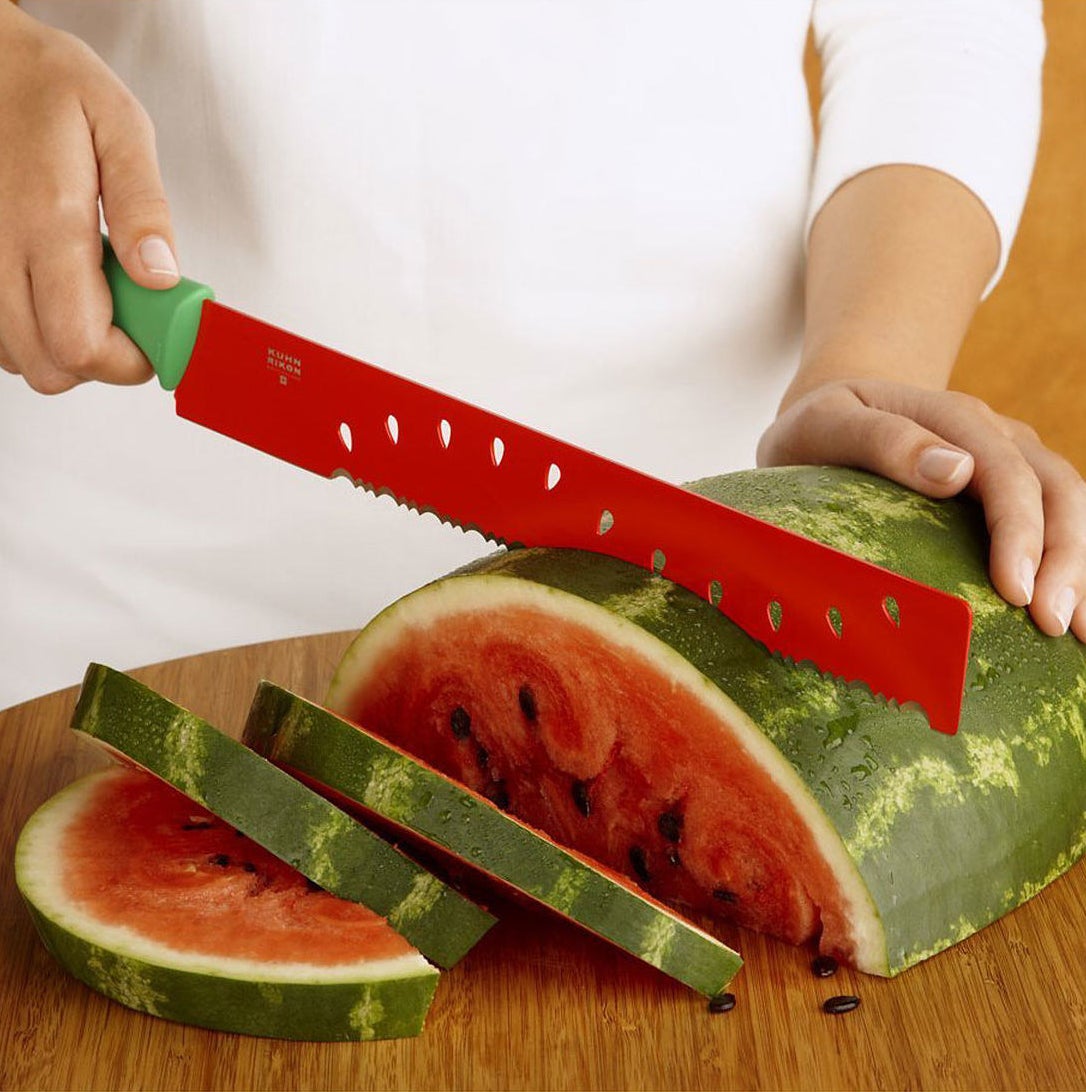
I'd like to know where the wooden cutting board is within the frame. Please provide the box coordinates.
[3,632,1086,1092]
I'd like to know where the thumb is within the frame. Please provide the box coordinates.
[90,90,179,289]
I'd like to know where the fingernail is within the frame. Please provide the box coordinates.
[137,235,179,278]
[1055,587,1076,634]
[917,446,972,484]
[1019,557,1036,604]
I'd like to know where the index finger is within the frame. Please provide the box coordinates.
[28,230,153,385]
[888,387,1044,611]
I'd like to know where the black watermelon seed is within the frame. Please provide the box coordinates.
[242,861,257,874]
[811,955,839,978]
[485,780,510,810]
[476,744,490,769]
[450,706,472,739]
[181,819,213,831]
[822,995,861,1015]
[518,685,538,722]
[712,888,739,903]
[665,848,682,868]
[571,779,592,817]
[208,853,230,867]
[708,992,737,1014]
[304,878,322,893]
[629,846,651,885]
[657,810,684,843]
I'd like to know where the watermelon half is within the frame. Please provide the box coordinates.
[243,682,743,997]
[15,766,439,1040]
[71,664,495,969]
[324,466,1086,976]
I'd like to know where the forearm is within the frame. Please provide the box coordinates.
[784,164,1000,411]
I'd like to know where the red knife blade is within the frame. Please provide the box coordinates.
[104,240,973,733]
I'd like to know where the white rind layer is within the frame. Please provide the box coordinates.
[15,766,433,984]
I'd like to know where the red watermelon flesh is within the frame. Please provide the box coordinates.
[18,763,440,1040]
[332,599,858,962]
[61,767,415,966]
[328,466,1086,977]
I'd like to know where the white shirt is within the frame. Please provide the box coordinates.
[0,0,1043,709]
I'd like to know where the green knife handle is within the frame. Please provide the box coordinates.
[101,235,215,391]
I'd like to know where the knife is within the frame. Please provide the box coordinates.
[101,237,972,733]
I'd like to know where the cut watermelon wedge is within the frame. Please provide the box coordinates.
[15,766,439,1040]
[71,664,495,969]
[242,682,743,998]
[321,467,1086,976]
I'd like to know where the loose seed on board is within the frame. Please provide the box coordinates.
[822,995,861,1015]
[571,779,592,817]
[629,845,651,885]
[450,706,472,739]
[811,955,839,978]
[657,810,683,842]
[712,888,739,903]
[518,684,538,722]
[708,992,736,1014]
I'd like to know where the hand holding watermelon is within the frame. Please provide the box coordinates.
[759,164,1086,643]
[758,376,1086,642]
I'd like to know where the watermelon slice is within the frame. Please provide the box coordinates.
[242,682,743,997]
[15,766,439,1040]
[323,466,1086,976]
[71,664,495,969]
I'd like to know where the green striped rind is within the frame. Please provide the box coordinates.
[392,466,1086,975]
[243,683,743,997]
[72,664,494,968]
[15,770,437,1041]
[679,467,1086,972]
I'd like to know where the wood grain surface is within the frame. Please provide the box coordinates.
[4,4,1086,1090]
[3,632,1086,1092]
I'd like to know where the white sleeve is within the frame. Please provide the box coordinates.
[809,0,1045,292]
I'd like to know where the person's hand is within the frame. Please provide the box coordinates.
[0,2,178,394]
[756,377,1086,640]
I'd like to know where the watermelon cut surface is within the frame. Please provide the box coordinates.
[243,682,743,997]
[71,664,495,969]
[325,466,1086,976]
[15,766,439,1041]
